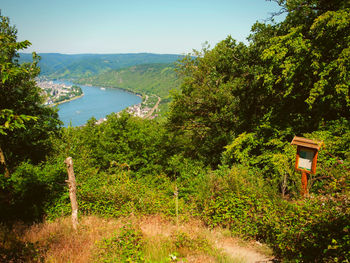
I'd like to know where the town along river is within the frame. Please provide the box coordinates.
[54,81,142,127]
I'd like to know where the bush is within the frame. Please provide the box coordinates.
[94,223,146,262]
[195,165,350,262]
[0,161,66,223]
[46,169,184,220]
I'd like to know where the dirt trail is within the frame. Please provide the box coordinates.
[140,216,274,263]
[215,238,272,263]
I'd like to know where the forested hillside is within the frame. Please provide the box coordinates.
[75,63,181,98]
[1,0,350,262]
[18,53,181,79]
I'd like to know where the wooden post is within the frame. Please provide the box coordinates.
[301,171,308,197]
[64,157,78,230]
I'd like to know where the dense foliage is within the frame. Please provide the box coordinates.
[170,0,350,167]
[0,12,61,170]
[0,12,62,226]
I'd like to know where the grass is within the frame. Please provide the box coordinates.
[0,215,273,263]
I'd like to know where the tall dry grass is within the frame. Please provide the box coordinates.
[23,216,124,262]
[1,215,273,262]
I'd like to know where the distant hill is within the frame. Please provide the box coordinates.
[18,53,92,76]
[18,53,182,79]
[75,63,181,98]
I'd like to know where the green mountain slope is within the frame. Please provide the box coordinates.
[18,53,181,79]
[18,53,93,76]
[75,63,180,98]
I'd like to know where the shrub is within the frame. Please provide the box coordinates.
[94,223,146,262]
[195,166,350,262]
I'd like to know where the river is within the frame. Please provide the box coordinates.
[53,81,142,127]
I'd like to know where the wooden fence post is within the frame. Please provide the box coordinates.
[64,157,78,230]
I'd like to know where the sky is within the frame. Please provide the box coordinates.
[1,0,285,55]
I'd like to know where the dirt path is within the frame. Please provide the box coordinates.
[141,216,274,263]
[214,237,272,263]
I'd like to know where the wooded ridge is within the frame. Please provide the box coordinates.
[18,53,181,79]
[75,63,181,99]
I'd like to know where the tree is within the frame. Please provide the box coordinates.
[251,0,350,134]
[169,39,250,166]
[0,109,37,177]
[169,0,350,167]
[0,11,62,174]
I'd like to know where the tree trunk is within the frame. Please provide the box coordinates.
[0,143,9,177]
[64,157,78,230]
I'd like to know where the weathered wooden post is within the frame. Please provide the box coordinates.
[291,136,323,197]
[64,157,78,230]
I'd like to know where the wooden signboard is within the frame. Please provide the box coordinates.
[291,136,323,196]
[291,136,322,175]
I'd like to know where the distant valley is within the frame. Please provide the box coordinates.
[19,53,181,79]
[19,53,182,100]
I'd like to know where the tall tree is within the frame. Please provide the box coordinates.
[251,0,350,134]
[169,38,250,166]
[0,11,62,173]
[169,0,350,167]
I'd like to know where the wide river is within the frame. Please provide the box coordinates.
[54,81,142,127]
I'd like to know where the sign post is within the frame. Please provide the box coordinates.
[291,136,323,196]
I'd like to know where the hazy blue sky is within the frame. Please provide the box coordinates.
[1,0,284,55]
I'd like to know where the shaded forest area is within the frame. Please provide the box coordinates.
[1,0,350,261]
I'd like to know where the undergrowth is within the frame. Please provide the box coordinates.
[1,123,349,262]
[0,216,258,263]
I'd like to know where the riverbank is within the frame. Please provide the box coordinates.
[47,93,84,107]
[78,82,145,101]
[110,87,143,101]
[54,81,142,127]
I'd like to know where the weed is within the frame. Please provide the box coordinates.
[94,222,146,262]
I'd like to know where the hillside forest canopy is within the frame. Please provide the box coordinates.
[1,0,350,262]
[18,52,181,79]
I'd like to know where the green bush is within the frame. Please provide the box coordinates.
[0,161,66,223]
[94,223,146,262]
[195,165,350,262]
[46,170,185,220]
